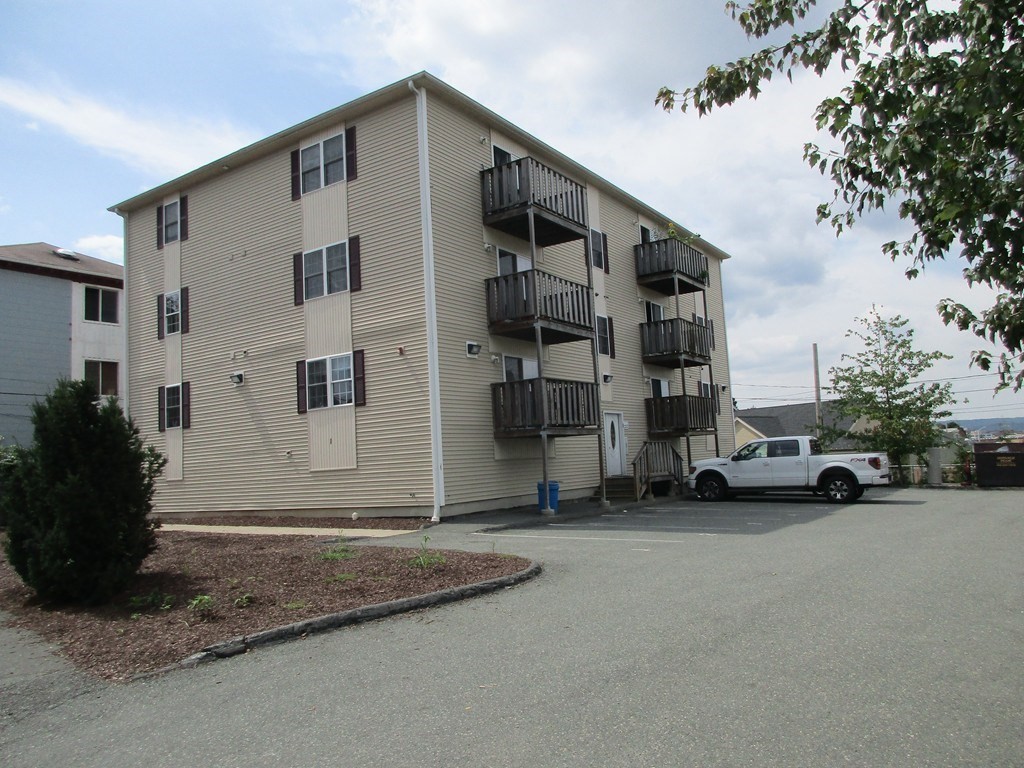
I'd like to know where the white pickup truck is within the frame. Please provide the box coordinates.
[687,436,890,503]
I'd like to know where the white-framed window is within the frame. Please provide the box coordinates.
[303,241,349,300]
[164,290,181,334]
[503,355,538,382]
[307,353,354,409]
[651,378,670,398]
[85,286,118,324]
[300,134,345,194]
[162,200,180,243]
[645,301,664,323]
[84,360,118,397]
[164,384,182,429]
[590,228,607,270]
[596,315,614,357]
[157,196,188,248]
[497,247,531,275]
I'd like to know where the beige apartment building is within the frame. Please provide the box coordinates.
[111,72,736,520]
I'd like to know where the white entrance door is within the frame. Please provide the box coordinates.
[605,412,627,476]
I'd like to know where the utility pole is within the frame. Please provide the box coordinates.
[812,343,822,437]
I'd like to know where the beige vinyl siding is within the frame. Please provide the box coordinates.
[344,95,435,507]
[701,255,736,457]
[125,209,167,451]
[426,98,602,508]
[596,194,652,469]
[309,405,356,470]
[127,97,435,516]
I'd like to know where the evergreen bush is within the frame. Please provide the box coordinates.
[1,380,166,603]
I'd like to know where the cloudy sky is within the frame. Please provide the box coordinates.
[1,0,1020,421]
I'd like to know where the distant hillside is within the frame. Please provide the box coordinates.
[947,417,1024,435]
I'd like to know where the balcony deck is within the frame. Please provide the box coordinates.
[492,378,600,438]
[486,270,595,344]
[481,157,589,246]
[645,395,718,438]
[640,318,713,368]
[635,239,709,295]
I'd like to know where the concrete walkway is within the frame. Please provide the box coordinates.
[159,523,414,538]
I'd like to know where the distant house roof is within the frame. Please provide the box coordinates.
[736,401,861,450]
[0,242,122,288]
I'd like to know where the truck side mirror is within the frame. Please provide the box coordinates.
[731,455,740,462]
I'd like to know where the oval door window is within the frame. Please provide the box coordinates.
[610,421,617,449]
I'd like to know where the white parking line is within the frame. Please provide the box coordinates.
[473,531,729,544]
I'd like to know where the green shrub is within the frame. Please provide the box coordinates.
[1,380,166,603]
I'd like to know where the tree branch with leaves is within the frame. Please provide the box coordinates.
[658,0,1024,390]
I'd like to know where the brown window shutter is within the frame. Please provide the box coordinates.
[296,360,308,414]
[181,287,190,334]
[353,349,366,406]
[157,206,164,250]
[157,294,165,340]
[608,317,616,359]
[182,382,191,429]
[345,126,357,181]
[349,235,361,292]
[290,149,301,200]
[293,252,304,305]
[179,195,189,241]
[602,232,610,274]
[158,386,166,431]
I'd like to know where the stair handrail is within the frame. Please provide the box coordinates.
[632,441,688,500]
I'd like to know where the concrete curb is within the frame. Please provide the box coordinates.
[136,560,542,681]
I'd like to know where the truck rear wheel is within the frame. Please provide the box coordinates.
[696,473,728,502]
[822,473,858,503]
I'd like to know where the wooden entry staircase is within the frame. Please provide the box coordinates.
[632,441,687,501]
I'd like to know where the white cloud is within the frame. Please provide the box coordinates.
[0,77,259,178]
[74,234,124,265]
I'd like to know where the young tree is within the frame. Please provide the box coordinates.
[1,380,166,604]
[826,308,955,481]
[657,0,1024,390]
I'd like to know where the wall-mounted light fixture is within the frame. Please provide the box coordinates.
[720,384,729,393]
[490,354,501,364]
[602,373,614,384]
[483,243,495,252]
[466,341,482,357]
[229,372,245,385]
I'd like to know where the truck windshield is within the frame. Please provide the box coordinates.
[808,438,823,455]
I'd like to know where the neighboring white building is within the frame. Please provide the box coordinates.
[111,72,736,519]
[0,242,125,445]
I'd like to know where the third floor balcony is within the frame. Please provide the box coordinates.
[481,157,589,246]
[635,238,709,296]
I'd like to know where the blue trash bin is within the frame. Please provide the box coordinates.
[537,481,560,512]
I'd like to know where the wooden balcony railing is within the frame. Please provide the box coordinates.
[481,157,589,246]
[492,378,600,437]
[645,395,717,438]
[486,269,594,343]
[640,318,713,367]
[635,238,709,295]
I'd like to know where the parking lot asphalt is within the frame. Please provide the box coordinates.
[2,487,1022,767]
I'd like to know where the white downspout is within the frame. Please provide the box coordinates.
[409,79,445,522]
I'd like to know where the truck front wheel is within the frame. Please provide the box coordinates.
[822,473,858,503]
[696,474,728,502]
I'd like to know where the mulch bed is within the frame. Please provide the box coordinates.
[0,530,529,682]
